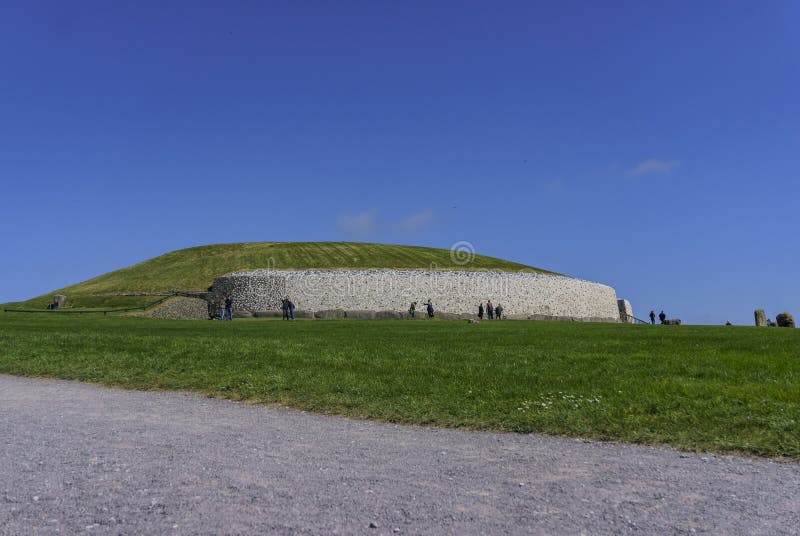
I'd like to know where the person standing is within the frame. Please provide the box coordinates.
[478,303,484,320]
[426,300,434,318]
[223,295,233,321]
[658,310,666,324]
[649,310,656,325]
[487,300,494,320]
[409,301,417,318]
[281,298,289,320]
[495,304,503,320]
[288,299,295,320]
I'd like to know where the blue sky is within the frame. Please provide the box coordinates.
[1,1,798,325]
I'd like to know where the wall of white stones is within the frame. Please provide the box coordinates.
[213,270,624,322]
[617,299,634,323]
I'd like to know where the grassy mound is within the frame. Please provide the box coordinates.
[7,242,554,309]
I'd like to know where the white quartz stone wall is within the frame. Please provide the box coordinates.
[618,299,634,323]
[213,270,622,322]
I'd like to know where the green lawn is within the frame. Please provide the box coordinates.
[1,315,797,459]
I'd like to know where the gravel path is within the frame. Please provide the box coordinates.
[1,375,798,535]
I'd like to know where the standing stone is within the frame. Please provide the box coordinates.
[776,312,795,328]
[754,309,767,327]
[53,295,67,309]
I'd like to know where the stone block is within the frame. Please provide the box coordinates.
[344,310,376,319]
[754,309,767,327]
[253,311,282,318]
[375,310,402,319]
[776,312,795,328]
[315,309,346,319]
[528,314,577,322]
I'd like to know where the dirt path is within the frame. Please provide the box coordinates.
[1,375,798,535]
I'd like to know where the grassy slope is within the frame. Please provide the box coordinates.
[1,315,797,459]
[7,242,553,309]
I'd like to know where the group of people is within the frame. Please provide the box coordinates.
[219,295,295,320]
[407,299,504,320]
[649,310,667,324]
[218,296,683,325]
[408,300,435,318]
[222,295,503,321]
[220,295,233,320]
[281,297,295,320]
[478,300,503,320]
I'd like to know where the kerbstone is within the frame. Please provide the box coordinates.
[345,310,377,320]
[254,311,281,318]
[314,309,346,319]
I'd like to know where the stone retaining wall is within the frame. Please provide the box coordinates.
[617,299,634,323]
[213,270,626,322]
[143,297,209,319]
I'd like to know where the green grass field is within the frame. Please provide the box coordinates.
[1,315,797,459]
[6,242,554,309]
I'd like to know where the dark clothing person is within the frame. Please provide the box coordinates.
[658,310,666,324]
[495,304,503,320]
[288,300,295,320]
[409,302,416,318]
[487,300,494,320]
[478,303,484,320]
[222,296,233,321]
[426,301,434,318]
[649,310,656,325]
[281,298,289,320]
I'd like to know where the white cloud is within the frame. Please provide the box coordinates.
[395,210,434,233]
[337,210,377,239]
[629,159,679,176]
